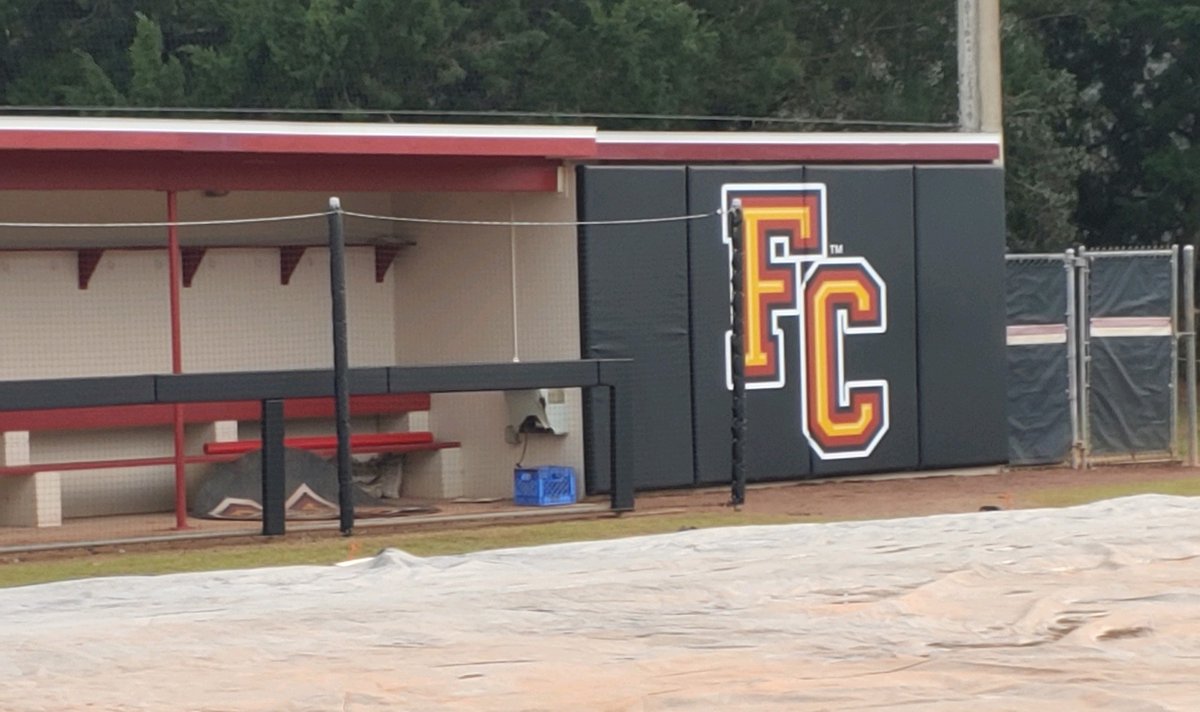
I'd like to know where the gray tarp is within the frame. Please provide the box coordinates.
[1088,254,1173,318]
[1087,254,1174,456]
[1089,337,1173,455]
[1006,258,1071,464]
[1006,258,1067,325]
[1007,344,1071,464]
[2,495,1199,711]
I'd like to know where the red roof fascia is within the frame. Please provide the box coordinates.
[595,140,1001,163]
[0,151,562,192]
[0,127,597,159]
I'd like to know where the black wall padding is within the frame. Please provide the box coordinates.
[806,166,920,476]
[1007,345,1071,464]
[686,166,811,484]
[1088,255,1173,318]
[1089,337,1172,454]
[914,166,1009,469]
[577,166,697,491]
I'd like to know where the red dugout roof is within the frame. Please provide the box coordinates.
[0,117,1001,192]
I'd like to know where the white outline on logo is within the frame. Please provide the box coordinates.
[798,257,891,460]
[722,183,827,391]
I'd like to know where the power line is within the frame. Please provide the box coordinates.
[0,105,957,130]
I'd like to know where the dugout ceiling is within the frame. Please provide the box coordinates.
[578,163,1007,492]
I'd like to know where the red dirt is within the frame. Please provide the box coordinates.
[634,463,1200,520]
[2,463,1196,557]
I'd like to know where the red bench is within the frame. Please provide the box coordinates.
[0,393,465,527]
[0,393,452,478]
[202,431,459,458]
[0,393,432,432]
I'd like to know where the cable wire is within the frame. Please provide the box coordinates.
[342,209,720,227]
[0,104,957,130]
[0,208,721,230]
[0,212,329,229]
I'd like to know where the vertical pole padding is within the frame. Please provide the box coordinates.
[1064,249,1081,468]
[166,190,188,529]
[261,399,286,536]
[327,198,354,535]
[728,200,746,507]
[1184,245,1198,466]
[1075,247,1091,468]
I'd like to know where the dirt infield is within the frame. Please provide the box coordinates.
[1,463,1196,555]
[636,463,1200,520]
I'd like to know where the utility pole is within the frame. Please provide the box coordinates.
[958,0,1003,136]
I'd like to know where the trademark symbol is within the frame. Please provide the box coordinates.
[829,243,845,255]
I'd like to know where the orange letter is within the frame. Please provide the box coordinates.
[801,259,889,459]
[725,186,825,389]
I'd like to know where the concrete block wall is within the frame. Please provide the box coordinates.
[389,180,586,500]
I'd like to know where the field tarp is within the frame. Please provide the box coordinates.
[2,495,1199,711]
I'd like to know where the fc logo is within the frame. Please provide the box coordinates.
[723,184,890,460]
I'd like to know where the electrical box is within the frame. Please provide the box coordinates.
[505,388,569,443]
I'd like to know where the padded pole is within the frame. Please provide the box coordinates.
[602,360,635,511]
[1184,245,1198,466]
[261,399,286,536]
[327,198,354,535]
[1171,246,1180,461]
[1076,247,1091,468]
[1064,249,1081,468]
[728,199,746,507]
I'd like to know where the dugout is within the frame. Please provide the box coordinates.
[0,118,1006,524]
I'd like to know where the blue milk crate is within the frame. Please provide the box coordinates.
[513,466,577,506]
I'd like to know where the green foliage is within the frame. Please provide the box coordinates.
[128,13,185,106]
[0,0,1195,251]
[1034,0,1200,246]
[1001,6,1091,252]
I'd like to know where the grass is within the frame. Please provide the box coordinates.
[1025,476,1200,509]
[5,472,1200,590]
[0,511,800,589]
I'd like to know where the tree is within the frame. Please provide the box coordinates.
[1037,1,1200,246]
[6,0,1176,253]
[1000,2,1095,252]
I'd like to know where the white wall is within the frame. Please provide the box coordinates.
[0,251,172,377]
[389,176,586,499]
[180,247,394,372]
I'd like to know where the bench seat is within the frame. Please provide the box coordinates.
[0,393,431,433]
[202,431,451,457]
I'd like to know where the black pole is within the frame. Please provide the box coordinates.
[327,197,354,535]
[729,199,746,508]
[260,398,286,537]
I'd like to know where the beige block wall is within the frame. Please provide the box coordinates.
[33,428,177,518]
[0,251,172,378]
[180,247,394,371]
[389,176,586,499]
